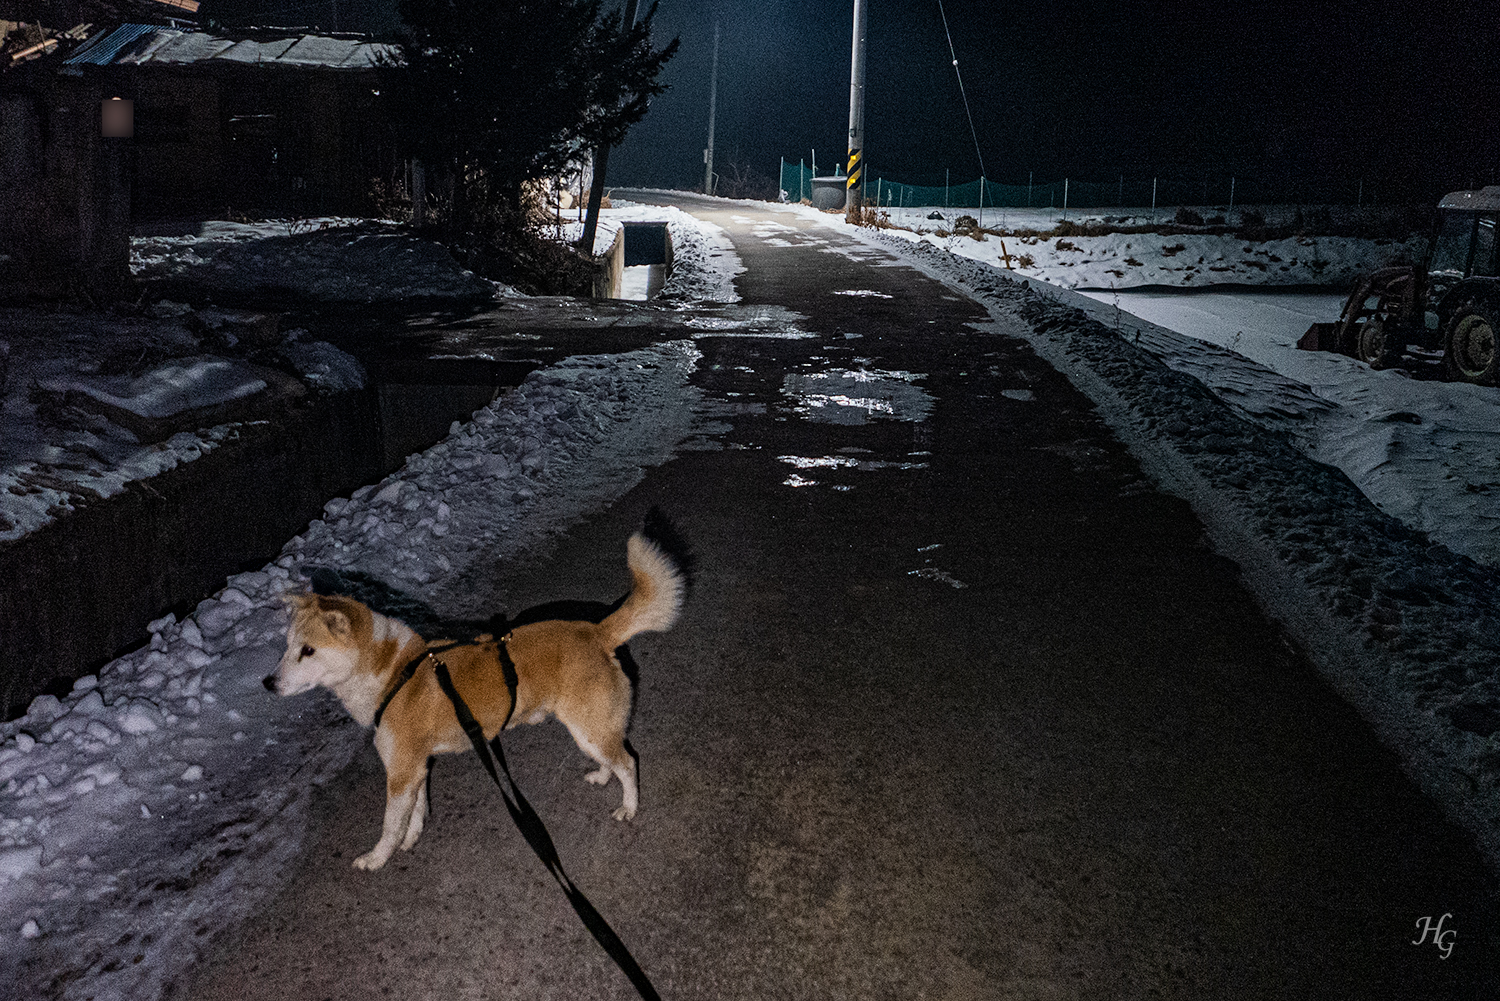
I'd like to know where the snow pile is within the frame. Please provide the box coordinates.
[0,340,705,1001]
[847,227,1500,874]
[132,218,502,305]
[36,356,267,420]
[774,202,1421,290]
[0,308,365,543]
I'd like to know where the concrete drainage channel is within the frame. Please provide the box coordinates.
[0,357,533,722]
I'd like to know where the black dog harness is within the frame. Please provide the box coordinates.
[368,617,660,1001]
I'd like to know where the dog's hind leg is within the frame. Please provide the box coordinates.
[399,759,433,853]
[563,721,639,822]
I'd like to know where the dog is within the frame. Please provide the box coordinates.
[263,517,689,871]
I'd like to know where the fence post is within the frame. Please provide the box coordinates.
[1028,170,1033,208]
[980,175,985,229]
[1119,174,1123,207]
[800,159,805,201]
[1063,178,1069,221]
[945,168,949,208]
[1151,176,1157,222]
[1229,176,1235,215]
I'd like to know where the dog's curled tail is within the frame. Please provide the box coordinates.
[598,517,690,650]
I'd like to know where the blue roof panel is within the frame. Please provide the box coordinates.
[63,23,176,66]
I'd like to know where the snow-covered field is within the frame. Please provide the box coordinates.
[2,191,1498,1000]
[802,203,1423,290]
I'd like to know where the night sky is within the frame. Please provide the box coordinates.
[202,0,1500,203]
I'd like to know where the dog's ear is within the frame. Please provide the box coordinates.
[280,591,313,612]
[321,609,353,639]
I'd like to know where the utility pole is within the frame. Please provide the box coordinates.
[581,0,639,253]
[844,0,867,224]
[703,21,719,195]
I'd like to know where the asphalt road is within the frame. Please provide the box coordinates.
[186,196,1500,1000]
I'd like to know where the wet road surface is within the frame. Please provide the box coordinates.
[186,195,1499,1000]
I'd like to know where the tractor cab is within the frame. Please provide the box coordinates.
[1427,188,1500,311]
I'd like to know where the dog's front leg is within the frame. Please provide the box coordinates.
[354,778,420,871]
[355,741,424,871]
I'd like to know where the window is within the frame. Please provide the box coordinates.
[1474,216,1497,278]
[1429,211,1476,276]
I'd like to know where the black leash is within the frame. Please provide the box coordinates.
[432,649,662,1001]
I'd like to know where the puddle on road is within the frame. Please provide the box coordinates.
[781,366,933,425]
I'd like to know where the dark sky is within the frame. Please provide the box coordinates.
[203,0,1500,202]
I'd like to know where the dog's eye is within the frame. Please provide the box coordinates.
[300,644,315,659]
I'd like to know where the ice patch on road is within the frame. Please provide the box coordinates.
[782,367,934,425]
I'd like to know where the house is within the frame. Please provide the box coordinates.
[0,15,400,301]
[61,22,401,221]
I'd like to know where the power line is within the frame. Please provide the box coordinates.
[936,0,985,180]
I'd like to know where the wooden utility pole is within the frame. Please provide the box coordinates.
[704,21,719,195]
[844,0,867,224]
[581,0,639,254]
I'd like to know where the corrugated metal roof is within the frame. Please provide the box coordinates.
[64,23,175,66]
[62,23,393,69]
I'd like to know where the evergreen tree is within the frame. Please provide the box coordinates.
[377,1,677,220]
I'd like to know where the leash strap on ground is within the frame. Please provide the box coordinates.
[432,659,662,1001]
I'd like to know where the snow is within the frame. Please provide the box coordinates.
[563,200,746,304]
[131,217,504,305]
[849,205,1423,290]
[37,356,268,420]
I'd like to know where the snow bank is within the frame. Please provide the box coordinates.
[1069,290,1500,569]
[0,340,706,1001]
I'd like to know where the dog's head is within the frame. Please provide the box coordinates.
[263,592,370,697]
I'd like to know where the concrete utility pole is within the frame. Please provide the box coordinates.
[704,21,719,195]
[581,0,640,254]
[844,0,867,224]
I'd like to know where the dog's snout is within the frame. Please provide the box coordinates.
[262,674,278,693]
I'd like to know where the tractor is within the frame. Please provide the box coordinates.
[1298,186,1500,384]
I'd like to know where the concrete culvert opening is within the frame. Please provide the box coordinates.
[610,222,673,301]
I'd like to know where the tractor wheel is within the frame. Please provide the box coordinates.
[1353,318,1403,370]
[1444,302,1500,385]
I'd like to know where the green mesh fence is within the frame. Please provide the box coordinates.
[778,160,1382,209]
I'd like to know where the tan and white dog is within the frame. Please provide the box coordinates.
[264,525,688,871]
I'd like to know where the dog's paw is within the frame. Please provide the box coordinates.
[352,850,387,871]
[584,766,612,786]
[612,805,636,822]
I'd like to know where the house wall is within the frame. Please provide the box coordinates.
[0,64,130,301]
[113,64,397,221]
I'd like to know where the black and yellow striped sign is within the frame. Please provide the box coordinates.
[846,149,862,189]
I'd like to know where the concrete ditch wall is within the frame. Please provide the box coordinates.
[0,388,383,720]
